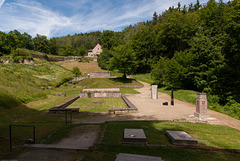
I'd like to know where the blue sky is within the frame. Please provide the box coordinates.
[0,0,228,38]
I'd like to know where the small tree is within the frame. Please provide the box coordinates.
[109,44,137,78]
[72,67,82,77]
[77,45,88,56]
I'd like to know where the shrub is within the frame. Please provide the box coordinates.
[72,67,82,77]
[9,48,33,63]
[56,77,73,87]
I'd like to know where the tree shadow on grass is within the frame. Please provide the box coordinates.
[109,77,134,84]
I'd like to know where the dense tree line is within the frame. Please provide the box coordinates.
[0,30,102,56]
[98,0,240,116]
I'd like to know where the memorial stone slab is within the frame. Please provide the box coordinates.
[124,129,147,143]
[151,85,158,99]
[166,130,199,146]
[115,153,164,161]
[194,93,209,118]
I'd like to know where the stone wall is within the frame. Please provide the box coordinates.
[48,96,79,113]
[79,92,121,98]
[89,72,111,78]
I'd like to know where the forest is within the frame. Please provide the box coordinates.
[0,0,239,117]
[98,0,240,116]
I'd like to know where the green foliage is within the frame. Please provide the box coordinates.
[33,34,49,53]
[97,48,112,70]
[109,44,138,78]
[0,31,18,54]
[9,48,33,63]
[77,45,88,56]
[101,30,121,50]
[56,76,73,87]
[60,44,75,56]
[72,67,82,77]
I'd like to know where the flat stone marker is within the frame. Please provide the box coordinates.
[124,129,147,143]
[151,85,158,99]
[166,130,199,146]
[115,153,164,161]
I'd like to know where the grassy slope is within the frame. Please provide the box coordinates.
[59,61,107,74]
[0,62,72,108]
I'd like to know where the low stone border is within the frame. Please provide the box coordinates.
[121,96,137,109]
[83,88,120,92]
[117,85,143,88]
[49,96,79,114]
[53,93,66,97]
[79,92,122,98]
[109,96,138,114]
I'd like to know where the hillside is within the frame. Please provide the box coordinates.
[0,62,72,109]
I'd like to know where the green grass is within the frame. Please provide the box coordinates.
[158,87,198,105]
[120,88,140,94]
[0,63,72,108]
[78,78,143,88]
[103,121,240,149]
[131,73,155,84]
[97,144,240,161]
[67,98,128,112]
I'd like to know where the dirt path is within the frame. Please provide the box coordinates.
[76,81,240,131]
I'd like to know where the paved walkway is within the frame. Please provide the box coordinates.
[76,81,240,131]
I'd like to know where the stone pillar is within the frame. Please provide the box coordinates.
[151,85,158,99]
[194,93,209,118]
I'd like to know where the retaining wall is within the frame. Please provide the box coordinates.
[89,72,111,78]
[49,96,79,113]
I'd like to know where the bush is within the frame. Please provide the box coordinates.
[9,48,33,63]
[72,67,82,77]
[56,77,73,87]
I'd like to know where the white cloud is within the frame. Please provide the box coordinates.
[0,0,230,37]
[0,0,5,8]
[0,0,73,37]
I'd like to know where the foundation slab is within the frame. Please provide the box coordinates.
[166,130,199,146]
[124,129,147,143]
[115,153,164,161]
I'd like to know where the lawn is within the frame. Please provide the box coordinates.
[60,61,107,74]
[103,121,240,149]
[131,73,155,84]
[67,97,127,112]
[78,78,143,88]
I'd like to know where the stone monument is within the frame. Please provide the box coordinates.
[194,93,209,118]
[151,85,158,99]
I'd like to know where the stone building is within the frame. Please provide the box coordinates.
[88,44,102,57]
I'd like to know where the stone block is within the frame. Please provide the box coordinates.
[151,85,158,99]
[115,153,164,161]
[123,129,147,143]
[166,130,199,146]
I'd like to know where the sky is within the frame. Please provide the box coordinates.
[0,0,228,38]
